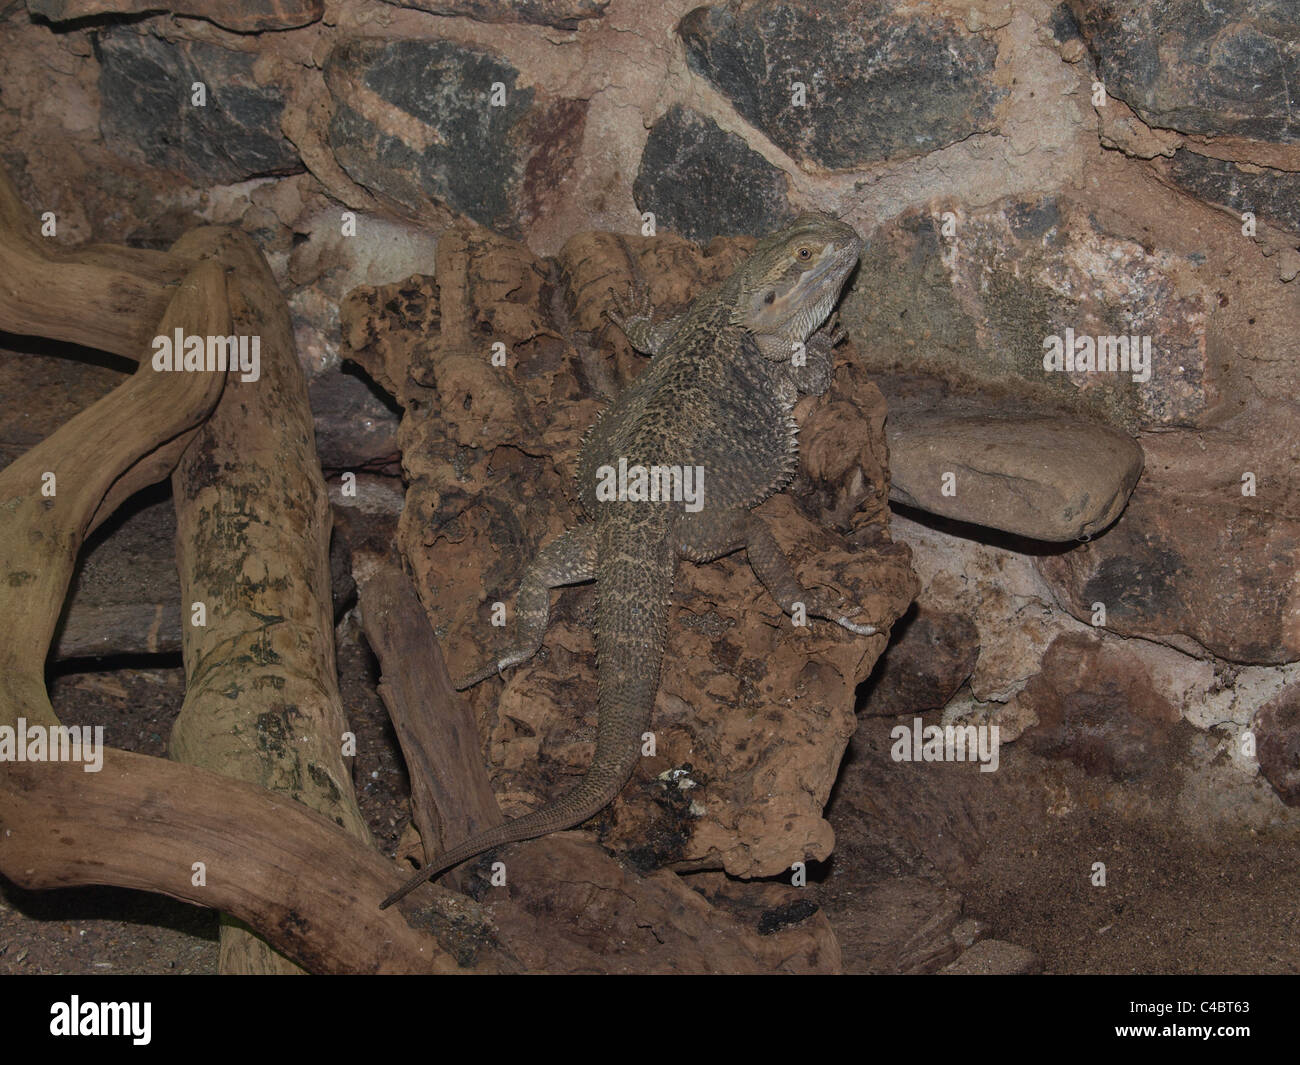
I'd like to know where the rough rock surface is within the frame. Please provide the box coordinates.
[324,38,586,236]
[95,29,301,184]
[1253,685,1300,806]
[633,105,792,244]
[1069,0,1300,143]
[307,369,399,472]
[341,224,917,880]
[842,195,1215,432]
[30,0,323,33]
[887,409,1144,542]
[377,0,608,31]
[890,512,1079,710]
[1020,634,1181,780]
[1038,405,1300,666]
[857,606,979,718]
[678,0,1004,169]
[1167,150,1300,237]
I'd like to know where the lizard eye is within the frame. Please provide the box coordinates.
[796,247,812,261]
[763,291,776,304]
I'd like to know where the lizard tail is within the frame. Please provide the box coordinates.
[380,522,673,909]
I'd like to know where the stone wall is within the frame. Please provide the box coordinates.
[3,0,1299,826]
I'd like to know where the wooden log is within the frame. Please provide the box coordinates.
[164,226,371,974]
[0,752,503,974]
[0,169,487,973]
[0,219,474,973]
[0,259,228,735]
[0,167,185,359]
[355,559,503,890]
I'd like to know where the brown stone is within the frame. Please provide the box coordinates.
[1019,633,1180,780]
[887,411,1144,542]
[1254,685,1300,806]
[1037,406,1300,665]
[858,606,979,717]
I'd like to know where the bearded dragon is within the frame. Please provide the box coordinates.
[381,213,871,908]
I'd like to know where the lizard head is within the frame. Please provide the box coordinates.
[731,212,863,355]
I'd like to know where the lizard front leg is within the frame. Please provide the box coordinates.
[675,510,876,636]
[789,314,845,397]
[455,524,598,689]
[605,282,683,356]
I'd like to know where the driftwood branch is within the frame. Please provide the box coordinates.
[0,163,844,973]
[163,225,372,973]
[355,558,502,890]
[0,259,228,732]
[0,165,478,973]
[0,753,501,973]
[0,169,185,360]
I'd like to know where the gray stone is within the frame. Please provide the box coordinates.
[56,497,182,660]
[1048,2,1082,45]
[1168,150,1300,237]
[309,367,400,471]
[95,29,301,184]
[842,198,1214,432]
[32,0,323,33]
[886,411,1144,542]
[1069,0,1300,143]
[633,106,791,244]
[324,39,585,235]
[678,0,1003,169]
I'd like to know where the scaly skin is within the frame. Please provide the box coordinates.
[381,213,870,909]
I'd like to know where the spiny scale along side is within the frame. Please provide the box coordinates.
[381,213,874,909]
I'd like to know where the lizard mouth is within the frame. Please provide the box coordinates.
[785,239,861,343]
[804,240,861,296]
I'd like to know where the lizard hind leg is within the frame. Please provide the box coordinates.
[380,527,673,910]
[680,510,877,637]
[453,524,598,690]
[743,514,877,635]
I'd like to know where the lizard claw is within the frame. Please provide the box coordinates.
[836,615,877,637]
[822,597,877,637]
[814,313,846,348]
[454,648,533,690]
[605,280,652,333]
